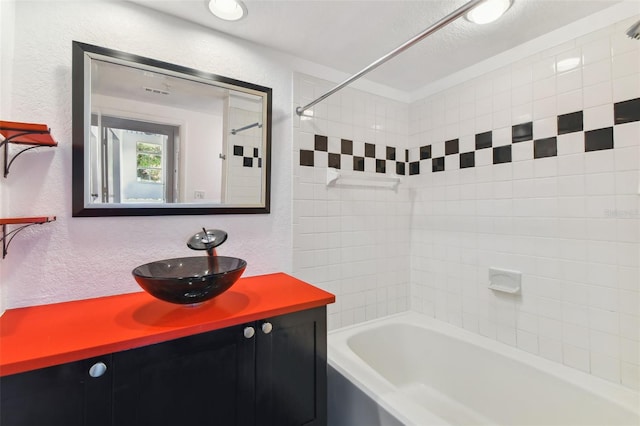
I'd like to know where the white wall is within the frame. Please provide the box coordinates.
[291,10,639,391]
[408,16,640,390]
[0,0,15,315]
[292,73,412,330]
[1,0,294,308]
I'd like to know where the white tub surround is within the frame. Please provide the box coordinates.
[328,312,639,426]
[294,13,640,391]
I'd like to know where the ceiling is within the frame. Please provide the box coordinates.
[91,58,263,113]
[127,0,626,93]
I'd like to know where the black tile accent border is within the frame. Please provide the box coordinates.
[300,150,314,167]
[615,98,640,124]
[534,137,557,159]
[585,127,614,152]
[558,111,583,135]
[299,97,638,174]
[420,145,432,160]
[432,157,445,172]
[233,144,262,167]
[341,139,353,155]
[512,122,532,143]
[476,131,492,150]
[460,152,475,169]
[445,139,459,155]
[493,145,512,164]
[386,146,396,161]
[328,153,341,169]
[365,143,376,158]
[315,135,328,151]
[353,156,365,172]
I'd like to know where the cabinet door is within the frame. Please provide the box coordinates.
[112,324,254,426]
[0,356,112,426]
[256,306,327,426]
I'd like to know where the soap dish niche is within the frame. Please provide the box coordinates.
[488,267,521,294]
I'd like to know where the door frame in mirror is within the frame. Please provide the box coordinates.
[72,41,272,217]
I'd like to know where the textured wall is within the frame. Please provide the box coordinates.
[1,0,293,308]
[0,0,16,315]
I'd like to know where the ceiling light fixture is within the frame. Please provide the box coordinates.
[465,0,513,25]
[208,0,247,21]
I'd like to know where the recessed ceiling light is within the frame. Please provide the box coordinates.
[465,0,513,25]
[208,0,247,21]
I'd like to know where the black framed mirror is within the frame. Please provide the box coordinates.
[72,41,271,217]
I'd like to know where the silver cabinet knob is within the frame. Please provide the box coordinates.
[244,326,255,339]
[261,322,273,334]
[88,362,107,378]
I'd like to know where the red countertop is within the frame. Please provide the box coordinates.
[0,273,335,376]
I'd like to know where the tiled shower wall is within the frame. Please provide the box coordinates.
[293,75,412,330]
[225,106,264,205]
[292,17,639,389]
[409,17,639,389]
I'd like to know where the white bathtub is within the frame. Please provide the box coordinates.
[327,312,640,426]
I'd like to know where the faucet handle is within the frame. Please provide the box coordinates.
[187,229,228,251]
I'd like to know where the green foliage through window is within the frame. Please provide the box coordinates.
[136,142,162,183]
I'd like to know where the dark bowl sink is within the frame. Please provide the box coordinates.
[132,256,247,305]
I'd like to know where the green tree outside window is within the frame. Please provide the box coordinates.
[137,142,163,183]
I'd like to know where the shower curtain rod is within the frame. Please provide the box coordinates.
[295,0,485,116]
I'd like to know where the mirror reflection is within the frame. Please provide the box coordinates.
[72,41,271,216]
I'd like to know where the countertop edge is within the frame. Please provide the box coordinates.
[0,273,335,376]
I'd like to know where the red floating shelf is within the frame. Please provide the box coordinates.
[0,121,58,147]
[0,216,57,226]
[1,216,57,259]
[1,120,58,177]
[1,120,58,257]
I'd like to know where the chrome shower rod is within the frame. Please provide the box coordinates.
[295,0,485,116]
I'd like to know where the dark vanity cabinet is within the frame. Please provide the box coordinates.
[112,323,254,426]
[0,306,327,426]
[0,355,113,426]
[255,307,327,426]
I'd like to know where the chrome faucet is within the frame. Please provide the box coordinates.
[187,228,228,257]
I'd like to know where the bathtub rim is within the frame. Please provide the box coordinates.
[327,311,640,425]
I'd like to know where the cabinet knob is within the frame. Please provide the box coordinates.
[261,322,273,334]
[88,362,107,378]
[243,326,255,339]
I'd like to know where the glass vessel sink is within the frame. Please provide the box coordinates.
[132,256,247,305]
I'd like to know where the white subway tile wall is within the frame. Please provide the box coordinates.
[293,75,412,330]
[409,17,639,390]
[225,106,264,204]
[293,17,639,390]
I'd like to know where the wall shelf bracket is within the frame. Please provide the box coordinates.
[0,121,58,178]
[0,217,56,259]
